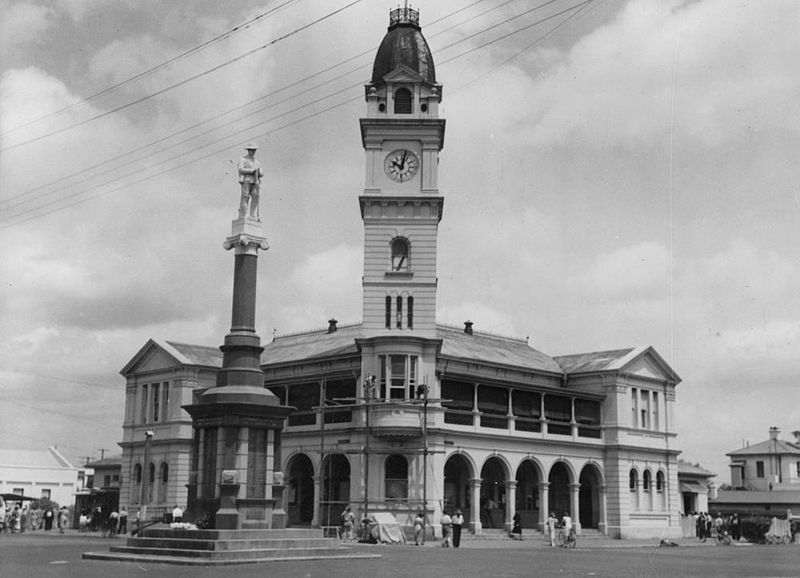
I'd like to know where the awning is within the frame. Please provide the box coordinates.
[680,482,707,493]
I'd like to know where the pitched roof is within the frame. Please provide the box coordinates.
[436,325,563,374]
[164,341,223,367]
[727,438,800,457]
[0,447,75,469]
[553,348,639,373]
[678,459,717,478]
[712,490,800,505]
[85,455,123,468]
[262,323,362,366]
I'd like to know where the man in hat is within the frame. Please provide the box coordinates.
[237,144,264,220]
[451,508,464,548]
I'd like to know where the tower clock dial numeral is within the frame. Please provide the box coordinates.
[384,149,419,182]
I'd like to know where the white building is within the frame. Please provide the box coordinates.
[0,447,83,506]
[118,6,686,539]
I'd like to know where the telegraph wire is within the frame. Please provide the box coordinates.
[448,0,599,94]
[0,0,364,153]
[1,1,495,211]
[0,0,498,215]
[0,0,594,227]
[0,0,299,139]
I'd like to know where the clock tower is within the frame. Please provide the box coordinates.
[359,5,445,339]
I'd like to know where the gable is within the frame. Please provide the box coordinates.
[623,355,665,381]
[383,64,425,84]
[120,339,182,376]
[618,347,681,384]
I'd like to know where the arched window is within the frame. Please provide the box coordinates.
[643,470,652,493]
[391,238,409,271]
[394,87,412,114]
[385,454,408,500]
[656,470,665,492]
[159,462,169,503]
[629,469,638,491]
[134,463,142,484]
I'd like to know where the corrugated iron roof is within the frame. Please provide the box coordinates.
[0,447,76,469]
[436,325,563,374]
[678,459,717,477]
[553,348,639,373]
[712,490,800,504]
[165,341,223,367]
[727,438,800,457]
[262,324,363,366]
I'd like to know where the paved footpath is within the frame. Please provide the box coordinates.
[1,530,797,578]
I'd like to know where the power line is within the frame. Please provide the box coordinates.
[1,1,494,212]
[0,0,364,153]
[0,0,299,139]
[0,0,591,227]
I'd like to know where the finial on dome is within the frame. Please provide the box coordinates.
[389,3,419,29]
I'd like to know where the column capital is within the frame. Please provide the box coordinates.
[504,480,517,489]
[538,481,550,490]
[569,483,581,492]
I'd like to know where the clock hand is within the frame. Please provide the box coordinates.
[401,150,408,168]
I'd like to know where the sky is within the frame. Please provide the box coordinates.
[1,0,799,485]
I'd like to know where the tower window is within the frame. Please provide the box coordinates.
[379,355,418,400]
[391,237,409,271]
[394,88,412,114]
[396,297,403,329]
[407,296,414,329]
[385,296,392,329]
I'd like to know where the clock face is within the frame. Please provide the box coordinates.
[384,149,419,182]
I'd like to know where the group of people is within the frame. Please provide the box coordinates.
[1,504,69,534]
[437,509,465,547]
[546,511,573,547]
[693,511,740,542]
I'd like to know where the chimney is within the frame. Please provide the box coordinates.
[464,320,473,335]
[769,426,780,441]
[327,318,338,333]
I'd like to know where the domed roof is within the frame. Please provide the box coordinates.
[371,7,436,86]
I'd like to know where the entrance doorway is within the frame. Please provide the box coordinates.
[480,457,507,529]
[515,460,541,528]
[320,453,350,526]
[286,453,314,526]
[444,454,473,524]
[548,461,571,519]
[578,464,602,529]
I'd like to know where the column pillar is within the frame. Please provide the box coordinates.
[505,480,517,533]
[538,481,550,533]
[598,484,607,534]
[469,478,482,534]
[569,483,581,535]
[311,475,322,527]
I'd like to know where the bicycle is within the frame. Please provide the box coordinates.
[715,530,732,546]
[557,527,577,548]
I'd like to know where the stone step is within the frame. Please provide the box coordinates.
[107,545,352,560]
[127,536,336,551]
[83,549,380,566]
[142,528,321,540]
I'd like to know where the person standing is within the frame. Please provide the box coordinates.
[58,506,69,534]
[118,507,128,535]
[511,512,522,540]
[108,509,120,538]
[547,512,558,547]
[451,509,464,548]
[413,511,426,546]
[440,510,453,548]
[44,507,54,531]
[730,513,740,541]
[340,505,355,542]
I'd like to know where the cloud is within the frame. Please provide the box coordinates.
[0,2,55,54]
[580,241,669,297]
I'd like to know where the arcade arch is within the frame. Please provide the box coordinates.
[515,459,542,529]
[443,453,473,524]
[480,456,509,529]
[578,463,603,529]
[286,453,314,526]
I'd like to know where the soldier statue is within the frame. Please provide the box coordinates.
[237,144,264,220]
